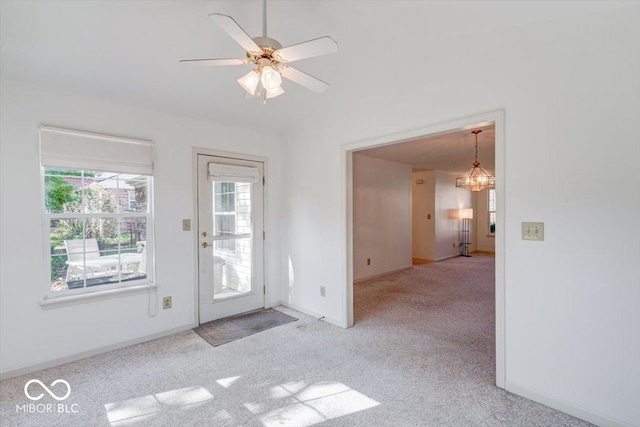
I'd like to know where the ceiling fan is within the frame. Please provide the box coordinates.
[180,0,338,102]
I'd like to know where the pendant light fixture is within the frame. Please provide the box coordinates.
[456,130,495,192]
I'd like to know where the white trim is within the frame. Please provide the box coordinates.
[341,109,506,389]
[40,283,156,308]
[191,147,269,327]
[280,302,343,328]
[434,254,460,262]
[505,381,634,427]
[0,323,196,380]
[353,267,413,283]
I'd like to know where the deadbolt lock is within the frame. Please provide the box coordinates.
[201,231,207,237]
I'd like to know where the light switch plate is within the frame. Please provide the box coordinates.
[182,219,191,231]
[522,222,544,241]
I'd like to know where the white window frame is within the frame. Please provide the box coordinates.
[39,126,155,305]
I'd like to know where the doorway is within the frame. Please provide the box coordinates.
[196,153,265,323]
[342,110,505,388]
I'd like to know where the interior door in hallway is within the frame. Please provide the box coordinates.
[197,154,264,323]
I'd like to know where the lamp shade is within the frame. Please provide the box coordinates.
[238,70,260,95]
[459,208,474,219]
[260,66,282,91]
[265,85,285,99]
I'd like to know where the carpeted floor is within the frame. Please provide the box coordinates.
[0,254,591,426]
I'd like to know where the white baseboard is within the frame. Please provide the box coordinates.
[506,381,635,427]
[0,323,196,381]
[435,254,459,262]
[353,266,413,283]
[279,302,344,328]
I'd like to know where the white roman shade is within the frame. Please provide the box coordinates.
[40,126,154,175]
[208,163,260,183]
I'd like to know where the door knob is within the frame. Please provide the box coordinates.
[201,242,209,248]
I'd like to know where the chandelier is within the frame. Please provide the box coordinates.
[456,130,495,192]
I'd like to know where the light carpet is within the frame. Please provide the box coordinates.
[0,254,591,426]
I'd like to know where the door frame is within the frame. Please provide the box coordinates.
[341,110,506,389]
[192,148,269,327]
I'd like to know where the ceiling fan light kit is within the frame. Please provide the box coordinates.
[180,0,338,103]
[456,130,496,192]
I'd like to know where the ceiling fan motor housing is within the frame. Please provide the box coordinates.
[249,36,283,64]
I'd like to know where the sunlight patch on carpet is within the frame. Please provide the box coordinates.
[105,386,214,425]
[256,381,380,427]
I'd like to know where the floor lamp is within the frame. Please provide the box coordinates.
[459,208,473,257]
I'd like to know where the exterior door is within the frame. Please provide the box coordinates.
[197,154,264,323]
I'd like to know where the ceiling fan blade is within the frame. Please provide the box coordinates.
[280,66,329,93]
[179,58,248,67]
[274,36,338,63]
[209,13,261,54]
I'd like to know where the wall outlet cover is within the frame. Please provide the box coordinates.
[320,286,326,297]
[182,219,191,231]
[163,296,172,309]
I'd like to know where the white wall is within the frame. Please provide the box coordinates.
[434,171,472,260]
[0,80,282,376]
[353,154,412,281]
[280,6,640,426]
[412,171,471,261]
[412,171,436,261]
[473,189,496,253]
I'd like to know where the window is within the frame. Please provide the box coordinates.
[128,190,136,211]
[40,126,154,298]
[488,188,496,235]
[214,182,237,252]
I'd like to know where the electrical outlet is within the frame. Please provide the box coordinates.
[367,258,371,265]
[182,219,191,231]
[453,243,456,248]
[163,296,172,309]
[320,286,326,297]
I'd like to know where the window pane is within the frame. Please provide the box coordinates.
[489,213,496,234]
[44,168,83,213]
[120,174,149,213]
[213,236,251,300]
[214,182,236,213]
[120,217,147,283]
[83,218,120,287]
[236,183,252,234]
[50,218,85,290]
[215,215,236,237]
[83,171,120,214]
[488,189,496,212]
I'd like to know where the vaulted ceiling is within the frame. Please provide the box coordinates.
[1,1,630,134]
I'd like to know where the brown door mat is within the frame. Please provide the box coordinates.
[194,309,297,347]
